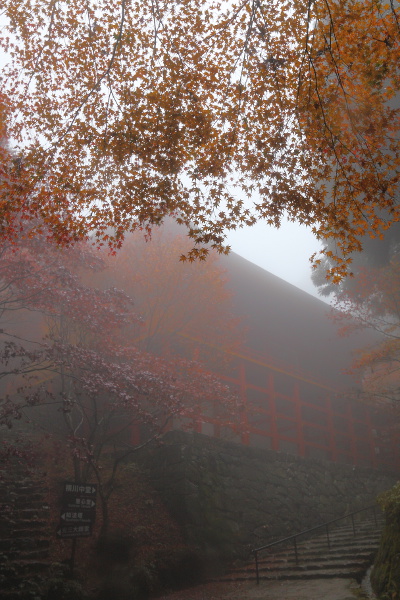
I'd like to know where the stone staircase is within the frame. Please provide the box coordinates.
[0,464,53,599]
[221,515,384,584]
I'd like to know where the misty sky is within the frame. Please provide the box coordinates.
[225,219,325,301]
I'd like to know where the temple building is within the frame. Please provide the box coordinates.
[183,252,398,471]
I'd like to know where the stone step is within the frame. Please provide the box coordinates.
[220,565,371,582]
[10,528,50,538]
[221,517,384,584]
[0,567,46,590]
[268,538,381,557]
[14,508,50,519]
[232,548,377,568]
[14,498,47,509]
[304,527,382,540]
[246,556,374,573]
[13,519,48,530]
[9,537,50,551]
[253,536,380,554]
[13,481,47,490]
[14,503,50,519]
[2,548,50,561]
[239,550,378,572]
[265,539,381,556]
[14,490,46,500]
[260,530,382,555]
[251,545,381,569]
[6,560,51,575]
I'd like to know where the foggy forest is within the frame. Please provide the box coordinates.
[0,0,399,599]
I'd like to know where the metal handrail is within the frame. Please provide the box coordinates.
[252,504,380,585]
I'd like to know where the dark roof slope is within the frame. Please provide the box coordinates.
[220,252,377,390]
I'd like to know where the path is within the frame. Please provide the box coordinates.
[154,577,370,600]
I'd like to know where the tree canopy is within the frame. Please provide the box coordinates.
[0,0,399,277]
[332,256,400,406]
[312,221,400,296]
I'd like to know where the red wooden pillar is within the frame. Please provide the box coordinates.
[365,408,378,468]
[268,373,279,451]
[239,362,249,445]
[326,396,338,462]
[348,406,358,466]
[293,383,305,457]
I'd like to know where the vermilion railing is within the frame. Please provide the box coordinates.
[192,348,399,471]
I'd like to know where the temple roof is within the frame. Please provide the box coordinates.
[220,251,378,391]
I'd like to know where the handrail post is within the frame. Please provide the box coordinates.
[373,506,377,527]
[351,513,356,536]
[326,523,330,550]
[254,551,259,585]
[294,537,299,565]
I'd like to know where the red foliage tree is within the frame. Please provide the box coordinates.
[102,225,242,366]
[0,226,239,534]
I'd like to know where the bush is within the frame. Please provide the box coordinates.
[46,578,87,600]
[371,482,400,600]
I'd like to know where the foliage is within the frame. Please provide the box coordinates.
[103,225,242,365]
[0,1,399,278]
[0,437,35,470]
[378,481,400,517]
[0,227,239,535]
[312,223,400,297]
[332,257,400,405]
[371,482,400,600]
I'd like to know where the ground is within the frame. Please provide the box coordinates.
[153,578,372,600]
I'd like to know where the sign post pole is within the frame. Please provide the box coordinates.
[70,538,77,577]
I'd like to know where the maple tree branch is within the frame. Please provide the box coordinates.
[318,33,387,192]
[21,0,59,105]
[50,0,127,153]
[205,0,249,44]
[106,415,173,488]
[390,0,400,34]
[150,0,161,57]
[0,330,48,347]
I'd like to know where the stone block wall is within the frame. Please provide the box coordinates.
[138,430,399,563]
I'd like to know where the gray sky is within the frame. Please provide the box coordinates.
[225,219,325,300]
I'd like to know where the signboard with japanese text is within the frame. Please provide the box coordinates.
[57,524,93,538]
[60,509,94,523]
[62,482,97,497]
[57,482,97,539]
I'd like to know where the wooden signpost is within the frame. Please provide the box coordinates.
[57,482,97,538]
[57,482,98,575]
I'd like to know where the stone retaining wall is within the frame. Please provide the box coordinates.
[138,431,399,563]
[0,461,53,599]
